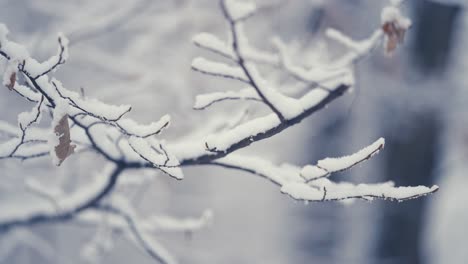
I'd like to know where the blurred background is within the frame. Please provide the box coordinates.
[0,0,466,263]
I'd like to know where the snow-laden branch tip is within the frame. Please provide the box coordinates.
[211,138,438,202]
[32,33,69,79]
[117,114,170,138]
[281,181,438,202]
[301,138,385,181]
[192,33,234,59]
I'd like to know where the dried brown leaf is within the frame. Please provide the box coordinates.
[54,115,75,166]
[6,72,15,90]
[382,21,407,55]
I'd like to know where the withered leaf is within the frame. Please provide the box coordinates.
[382,21,407,55]
[6,72,16,90]
[54,114,76,166]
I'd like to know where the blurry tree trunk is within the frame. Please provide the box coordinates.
[375,1,460,263]
[376,114,441,264]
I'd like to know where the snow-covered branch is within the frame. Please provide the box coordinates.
[210,138,438,202]
[0,0,437,263]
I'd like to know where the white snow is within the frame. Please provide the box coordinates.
[118,114,170,137]
[205,113,280,152]
[224,0,256,21]
[192,57,248,82]
[244,62,303,119]
[11,84,43,102]
[193,88,259,110]
[216,152,438,202]
[317,138,385,172]
[17,100,42,130]
[272,36,353,84]
[128,137,168,165]
[281,181,439,201]
[192,33,233,58]
[128,136,183,179]
[25,33,69,77]
[51,98,69,128]
[300,165,329,181]
[0,34,29,61]
[381,6,411,28]
[53,79,132,121]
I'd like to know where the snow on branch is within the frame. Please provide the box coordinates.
[0,96,46,160]
[128,137,184,180]
[189,0,356,158]
[211,138,438,202]
[0,1,438,263]
[193,88,261,110]
[301,138,385,181]
[281,181,438,202]
[52,80,132,122]
[191,57,249,83]
[32,33,69,79]
[117,115,170,138]
[324,1,411,59]
[193,33,234,59]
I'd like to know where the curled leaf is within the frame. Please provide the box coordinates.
[382,22,407,54]
[53,115,75,166]
[381,6,411,55]
[6,72,15,90]
[3,60,18,90]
